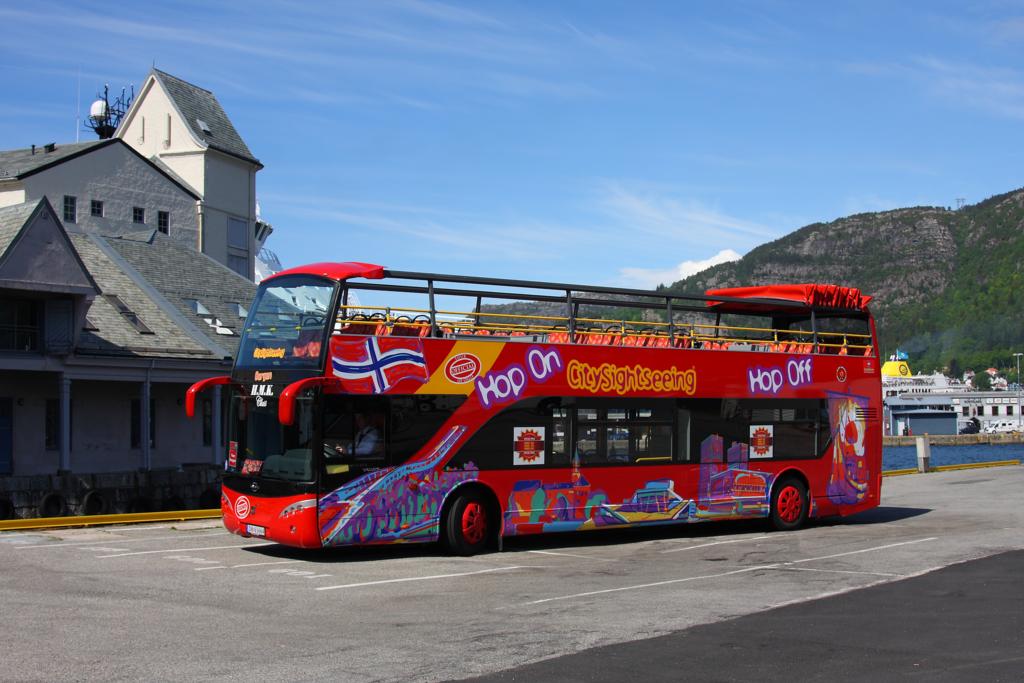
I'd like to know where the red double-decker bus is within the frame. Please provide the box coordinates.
[186,262,881,554]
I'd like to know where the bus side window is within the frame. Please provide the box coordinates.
[388,396,466,465]
[551,406,570,466]
[676,408,691,463]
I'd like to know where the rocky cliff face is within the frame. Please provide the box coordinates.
[666,188,1024,371]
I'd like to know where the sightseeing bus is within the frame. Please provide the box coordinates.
[186,262,882,554]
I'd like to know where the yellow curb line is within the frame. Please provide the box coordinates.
[883,459,1020,478]
[882,468,919,477]
[2,459,1021,530]
[0,509,220,532]
[934,459,1020,472]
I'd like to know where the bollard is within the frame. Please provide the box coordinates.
[915,436,931,473]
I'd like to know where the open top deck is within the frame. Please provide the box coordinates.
[263,262,875,356]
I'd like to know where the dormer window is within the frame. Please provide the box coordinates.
[133,207,145,224]
[184,299,210,315]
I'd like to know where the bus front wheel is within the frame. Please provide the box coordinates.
[770,477,808,531]
[444,490,490,556]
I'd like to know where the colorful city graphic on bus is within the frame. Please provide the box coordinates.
[312,379,872,546]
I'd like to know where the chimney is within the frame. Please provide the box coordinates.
[31,144,35,155]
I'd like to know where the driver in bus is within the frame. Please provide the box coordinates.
[329,413,382,460]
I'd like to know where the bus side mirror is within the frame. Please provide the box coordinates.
[279,376,342,425]
[185,376,236,418]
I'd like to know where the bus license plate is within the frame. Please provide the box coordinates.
[246,524,266,537]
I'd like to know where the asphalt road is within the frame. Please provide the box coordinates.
[2,466,1022,682]
[466,549,1024,682]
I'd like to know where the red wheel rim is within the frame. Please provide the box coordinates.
[777,485,803,523]
[461,502,486,545]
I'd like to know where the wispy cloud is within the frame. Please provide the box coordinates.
[845,55,1024,120]
[842,194,905,215]
[597,181,778,243]
[384,0,506,28]
[264,194,589,264]
[618,248,742,289]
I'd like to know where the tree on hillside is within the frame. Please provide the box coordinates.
[973,371,992,391]
[947,357,961,380]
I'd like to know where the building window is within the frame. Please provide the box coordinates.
[63,195,77,223]
[131,398,156,449]
[0,298,39,351]
[133,207,145,224]
[228,254,248,277]
[157,211,169,234]
[227,217,249,249]
[91,200,104,217]
[1009,406,1015,416]
[103,294,154,334]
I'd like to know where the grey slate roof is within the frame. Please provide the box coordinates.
[0,201,36,254]
[105,230,257,356]
[70,232,217,359]
[0,140,109,181]
[2,197,256,360]
[153,69,260,166]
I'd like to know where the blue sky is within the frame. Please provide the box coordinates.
[3,1,1024,288]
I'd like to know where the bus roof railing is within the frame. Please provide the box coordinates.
[264,262,875,355]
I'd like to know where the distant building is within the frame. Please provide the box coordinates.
[881,358,1022,434]
[0,68,283,518]
[0,197,255,517]
[0,138,201,245]
[115,69,267,279]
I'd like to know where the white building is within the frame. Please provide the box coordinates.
[116,69,265,279]
[881,358,1023,434]
[0,69,267,519]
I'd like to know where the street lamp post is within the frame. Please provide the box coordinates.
[1015,353,1023,431]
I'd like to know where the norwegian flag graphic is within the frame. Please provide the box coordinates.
[330,336,430,394]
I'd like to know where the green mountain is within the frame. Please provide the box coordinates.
[663,189,1024,377]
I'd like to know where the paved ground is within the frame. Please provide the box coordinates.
[1,466,1022,682]
[467,550,1024,682]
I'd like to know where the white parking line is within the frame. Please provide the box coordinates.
[784,537,938,564]
[195,566,228,571]
[520,565,780,606]
[779,566,903,578]
[97,542,273,558]
[231,560,303,569]
[659,535,771,554]
[15,531,229,550]
[527,550,616,561]
[316,565,526,591]
[516,537,940,606]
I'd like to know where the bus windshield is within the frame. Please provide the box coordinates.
[228,393,315,483]
[236,276,336,369]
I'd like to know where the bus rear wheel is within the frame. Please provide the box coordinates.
[444,490,490,556]
[770,477,808,531]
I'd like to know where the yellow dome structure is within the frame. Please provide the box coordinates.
[882,359,912,378]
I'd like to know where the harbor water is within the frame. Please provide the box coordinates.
[882,442,1024,471]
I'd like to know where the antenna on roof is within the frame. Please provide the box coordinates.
[75,67,81,143]
[85,83,134,139]
[956,197,966,210]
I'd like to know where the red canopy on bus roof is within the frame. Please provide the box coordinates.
[705,284,872,312]
[262,262,385,284]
